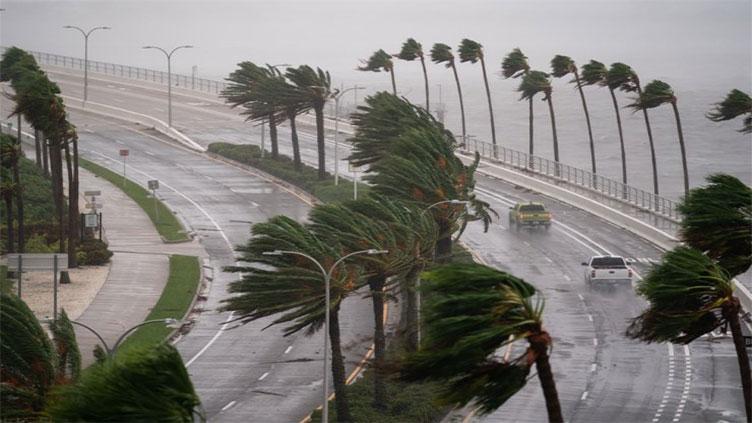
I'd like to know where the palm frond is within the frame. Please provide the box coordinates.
[606,62,637,92]
[627,79,675,110]
[430,43,455,68]
[396,38,423,61]
[501,48,529,79]
[579,60,607,86]
[517,70,551,101]
[550,55,575,78]
[458,39,483,64]
[706,89,752,134]
[49,309,82,383]
[358,49,393,73]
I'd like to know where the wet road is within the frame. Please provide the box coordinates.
[9,67,746,422]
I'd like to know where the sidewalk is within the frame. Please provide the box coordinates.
[74,167,204,365]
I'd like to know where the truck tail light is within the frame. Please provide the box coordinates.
[591,270,596,278]
[628,269,633,278]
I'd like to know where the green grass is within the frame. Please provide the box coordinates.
[116,255,200,354]
[0,265,13,295]
[79,158,188,242]
[208,142,368,203]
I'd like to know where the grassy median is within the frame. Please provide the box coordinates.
[116,255,200,354]
[79,158,188,242]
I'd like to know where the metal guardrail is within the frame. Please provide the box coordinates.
[463,138,681,223]
[8,48,228,95]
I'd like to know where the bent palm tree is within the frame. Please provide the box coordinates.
[518,71,560,173]
[627,246,751,421]
[395,38,429,110]
[358,49,396,95]
[604,63,634,189]
[550,55,597,180]
[628,80,689,196]
[626,69,660,197]
[286,66,334,180]
[459,39,497,150]
[221,216,358,421]
[707,89,752,134]
[402,264,563,422]
[431,43,466,145]
[502,48,532,159]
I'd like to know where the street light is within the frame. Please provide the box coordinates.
[332,85,365,185]
[46,318,182,358]
[420,199,469,216]
[142,45,193,127]
[263,248,387,423]
[63,25,111,104]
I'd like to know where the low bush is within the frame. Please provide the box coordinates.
[76,239,113,266]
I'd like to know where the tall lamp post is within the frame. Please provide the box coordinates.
[263,248,387,423]
[142,45,193,127]
[63,25,111,104]
[332,85,365,185]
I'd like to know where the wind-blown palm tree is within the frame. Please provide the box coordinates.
[707,89,752,134]
[604,63,634,189]
[518,71,560,172]
[627,246,751,421]
[459,39,497,150]
[625,69,660,196]
[222,62,283,159]
[1,134,17,252]
[502,49,532,158]
[628,80,690,196]
[221,215,358,421]
[402,263,563,422]
[550,55,597,179]
[46,343,202,422]
[395,38,429,110]
[431,43,466,144]
[358,49,396,95]
[286,66,334,180]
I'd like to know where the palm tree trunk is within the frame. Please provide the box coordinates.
[49,141,65,254]
[479,57,497,153]
[420,56,429,111]
[546,94,560,177]
[368,275,388,410]
[450,63,467,145]
[42,137,50,177]
[608,88,628,195]
[314,104,326,180]
[64,138,79,268]
[725,299,752,422]
[573,71,596,183]
[328,303,353,422]
[389,69,397,96]
[404,265,421,352]
[34,130,42,170]
[13,138,24,253]
[4,193,13,253]
[268,113,279,159]
[289,114,302,171]
[670,101,690,196]
[637,85,659,197]
[530,332,564,423]
[435,219,452,263]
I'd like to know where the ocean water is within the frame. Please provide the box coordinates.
[1,0,750,200]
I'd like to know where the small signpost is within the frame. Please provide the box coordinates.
[148,180,160,222]
[82,190,103,240]
[349,163,359,200]
[6,254,68,321]
[119,149,129,186]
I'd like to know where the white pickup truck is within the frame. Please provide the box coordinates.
[582,255,633,287]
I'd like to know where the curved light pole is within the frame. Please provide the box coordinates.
[142,45,193,127]
[53,318,181,357]
[333,85,365,185]
[420,199,469,217]
[263,248,387,423]
[63,25,111,104]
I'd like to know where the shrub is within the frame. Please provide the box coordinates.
[76,239,113,266]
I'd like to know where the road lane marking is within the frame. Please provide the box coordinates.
[284,346,293,354]
[578,294,585,301]
[259,372,269,381]
[591,363,597,372]
[587,314,593,322]
[185,311,235,367]
[581,391,588,401]
[544,256,553,263]
[563,274,571,281]
[221,401,236,411]
[593,338,598,347]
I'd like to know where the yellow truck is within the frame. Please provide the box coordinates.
[508,202,552,231]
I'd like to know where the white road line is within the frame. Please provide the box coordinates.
[581,391,588,401]
[683,345,690,356]
[587,314,593,322]
[185,311,235,367]
[591,363,597,372]
[544,256,554,263]
[668,343,675,357]
[284,346,293,354]
[578,294,585,301]
[258,372,269,381]
[563,274,571,281]
[593,338,598,347]
[144,151,155,156]
[221,401,236,411]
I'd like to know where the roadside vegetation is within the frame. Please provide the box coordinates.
[79,158,188,242]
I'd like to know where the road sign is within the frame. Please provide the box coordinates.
[348,163,359,173]
[5,254,69,271]
[148,180,159,190]
[84,214,99,228]
[85,203,103,209]
[84,190,101,197]
[119,149,129,157]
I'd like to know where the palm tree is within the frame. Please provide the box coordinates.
[627,246,751,421]
[46,343,202,422]
[502,48,532,159]
[431,43,466,145]
[1,134,16,253]
[626,69,660,197]
[628,80,690,196]
[0,292,57,420]
[358,49,396,95]
[518,71,560,173]
[286,65,334,180]
[402,263,563,422]
[459,39,497,151]
[707,89,752,134]
[222,62,283,159]
[221,215,358,422]
[395,38,429,110]
[49,309,82,382]
[604,63,634,190]
[550,55,597,180]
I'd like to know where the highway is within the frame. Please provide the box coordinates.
[8,65,746,422]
